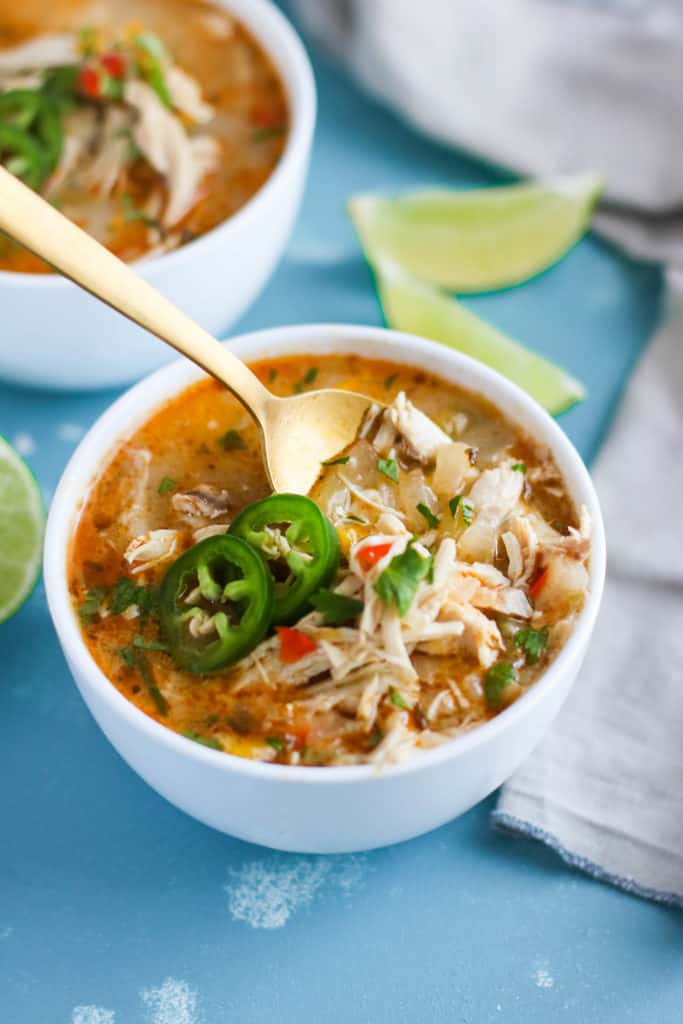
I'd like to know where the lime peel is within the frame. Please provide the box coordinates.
[0,436,45,623]
[349,173,605,293]
[373,260,585,416]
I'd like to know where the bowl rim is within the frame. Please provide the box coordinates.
[0,0,316,289]
[44,323,606,785]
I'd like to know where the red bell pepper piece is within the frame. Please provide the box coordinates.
[277,627,318,664]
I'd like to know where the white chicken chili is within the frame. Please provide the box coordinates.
[0,0,288,272]
[68,354,592,767]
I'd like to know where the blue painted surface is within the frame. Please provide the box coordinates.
[1,11,679,1024]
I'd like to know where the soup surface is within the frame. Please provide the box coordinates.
[70,354,592,767]
[0,0,288,271]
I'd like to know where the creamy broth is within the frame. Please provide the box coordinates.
[69,354,591,767]
[0,0,287,271]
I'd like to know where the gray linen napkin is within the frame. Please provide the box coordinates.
[494,282,683,906]
[295,0,683,903]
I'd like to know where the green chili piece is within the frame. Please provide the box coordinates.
[229,494,340,624]
[160,535,273,674]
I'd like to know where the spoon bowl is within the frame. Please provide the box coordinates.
[0,167,376,491]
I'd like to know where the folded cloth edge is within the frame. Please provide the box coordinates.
[491,809,683,909]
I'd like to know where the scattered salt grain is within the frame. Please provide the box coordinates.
[141,977,199,1024]
[12,431,35,457]
[533,962,555,990]
[225,854,366,930]
[71,1008,115,1024]
[57,422,85,443]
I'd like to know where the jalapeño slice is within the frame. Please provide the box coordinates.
[229,494,340,624]
[159,535,272,674]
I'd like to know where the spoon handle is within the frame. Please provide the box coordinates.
[0,167,270,418]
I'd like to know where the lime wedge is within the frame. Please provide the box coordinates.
[0,436,45,623]
[349,174,604,292]
[374,261,585,415]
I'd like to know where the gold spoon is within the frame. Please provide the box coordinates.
[0,167,375,494]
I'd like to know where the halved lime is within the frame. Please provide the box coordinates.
[0,436,45,623]
[374,260,585,415]
[349,174,604,292]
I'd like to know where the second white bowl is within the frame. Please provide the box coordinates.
[0,0,316,391]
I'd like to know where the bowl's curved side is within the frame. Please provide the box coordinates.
[62,636,589,852]
[0,0,316,390]
[44,325,606,851]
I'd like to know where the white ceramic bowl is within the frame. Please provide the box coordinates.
[0,0,315,391]
[44,325,606,852]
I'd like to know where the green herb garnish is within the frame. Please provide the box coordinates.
[182,730,223,751]
[121,193,161,230]
[345,514,367,525]
[133,635,169,652]
[514,626,549,664]
[374,543,433,616]
[133,32,172,107]
[219,429,247,451]
[384,372,399,390]
[117,644,168,715]
[511,462,526,473]
[484,661,517,710]
[293,366,319,393]
[449,494,473,525]
[389,686,410,710]
[416,503,439,529]
[253,124,286,142]
[78,27,97,56]
[268,367,278,382]
[109,577,158,617]
[78,588,105,624]
[310,588,364,626]
[377,458,399,483]
[321,455,350,467]
[266,736,284,753]
[158,476,176,495]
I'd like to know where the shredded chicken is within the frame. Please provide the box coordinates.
[0,34,78,72]
[172,484,232,521]
[125,80,218,227]
[100,385,591,770]
[124,528,181,574]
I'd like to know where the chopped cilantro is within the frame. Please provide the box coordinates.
[182,730,223,751]
[133,635,168,652]
[377,458,399,483]
[109,577,159,624]
[321,455,350,467]
[219,429,246,451]
[253,124,286,142]
[374,543,433,617]
[310,588,364,626]
[389,686,410,710]
[416,503,440,529]
[117,645,168,715]
[78,26,97,56]
[293,366,319,393]
[514,626,549,664]
[384,372,399,390]
[449,494,473,525]
[121,193,161,230]
[268,367,278,382]
[512,462,527,473]
[266,736,284,753]
[158,476,176,495]
[78,588,105,624]
[345,514,367,525]
[484,661,517,710]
